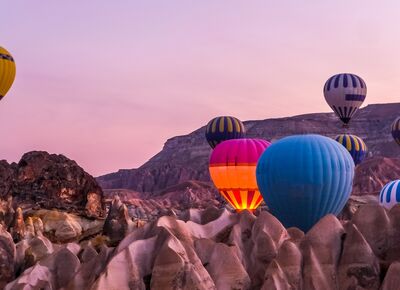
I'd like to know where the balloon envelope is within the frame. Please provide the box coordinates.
[392,117,400,146]
[205,116,245,148]
[379,180,400,210]
[209,138,270,211]
[256,134,354,231]
[335,134,367,165]
[0,47,16,100]
[323,73,366,124]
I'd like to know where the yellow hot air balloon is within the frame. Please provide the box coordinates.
[0,46,16,100]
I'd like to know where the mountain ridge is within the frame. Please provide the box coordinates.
[97,102,400,193]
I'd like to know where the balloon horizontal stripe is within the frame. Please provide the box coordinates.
[215,188,260,191]
[0,54,14,62]
[323,73,366,125]
[345,94,366,101]
[209,163,257,167]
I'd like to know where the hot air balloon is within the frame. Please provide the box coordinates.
[392,117,400,146]
[209,138,270,212]
[0,46,16,100]
[323,73,366,125]
[379,180,400,210]
[205,116,245,148]
[256,134,354,231]
[335,134,367,165]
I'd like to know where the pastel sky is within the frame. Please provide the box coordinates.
[2,1,400,176]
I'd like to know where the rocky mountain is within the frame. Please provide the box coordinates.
[3,203,400,289]
[98,103,400,194]
[0,151,105,219]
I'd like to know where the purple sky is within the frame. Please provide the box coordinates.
[2,1,400,176]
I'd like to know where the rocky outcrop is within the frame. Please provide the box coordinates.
[352,157,400,196]
[103,196,134,245]
[0,225,15,288]
[4,204,400,289]
[98,103,400,194]
[27,209,104,243]
[0,151,105,219]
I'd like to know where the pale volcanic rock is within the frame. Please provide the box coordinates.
[300,215,344,290]
[250,211,289,287]
[24,235,54,269]
[273,240,303,289]
[261,260,291,290]
[28,209,103,243]
[6,246,80,290]
[67,244,112,290]
[352,204,390,258]
[24,217,35,239]
[7,203,400,288]
[338,223,380,290]
[151,234,215,290]
[227,211,257,272]
[198,241,251,290]
[0,225,16,288]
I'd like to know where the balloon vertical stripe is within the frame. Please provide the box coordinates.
[256,134,354,231]
[205,116,246,148]
[335,134,367,165]
[380,180,400,209]
[324,73,366,125]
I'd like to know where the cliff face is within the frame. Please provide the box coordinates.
[98,103,400,193]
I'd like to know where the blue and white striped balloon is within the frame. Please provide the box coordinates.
[379,180,400,210]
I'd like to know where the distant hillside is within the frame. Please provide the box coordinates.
[97,103,400,194]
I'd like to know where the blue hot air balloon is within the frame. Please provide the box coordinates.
[379,180,400,210]
[205,116,245,148]
[335,134,367,165]
[256,134,354,231]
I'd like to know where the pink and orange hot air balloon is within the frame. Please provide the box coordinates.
[209,138,271,212]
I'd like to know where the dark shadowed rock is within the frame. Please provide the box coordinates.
[103,195,134,245]
[381,262,400,290]
[13,151,105,218]
[9,207,25,242]
[0,225,15,288]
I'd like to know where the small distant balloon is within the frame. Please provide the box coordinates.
[205,116,245,148]
[379,180,400,210]
[256,134,354,232]
[0,46,16,100]
[209,138,270,212]
[392,117,400,146]
[323,73,366,125]
[335,134,367,165]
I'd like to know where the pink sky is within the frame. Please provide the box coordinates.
[2,1,400,176]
